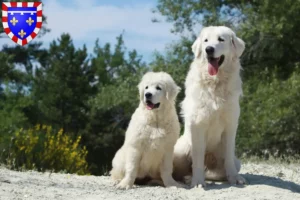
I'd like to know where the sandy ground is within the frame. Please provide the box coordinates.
[0,162,300,200]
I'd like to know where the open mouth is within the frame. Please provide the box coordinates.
[146,100,160,110]
[207,55,225,76]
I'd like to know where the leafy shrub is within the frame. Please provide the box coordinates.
[3,125,88,174]
[237,65,300,158]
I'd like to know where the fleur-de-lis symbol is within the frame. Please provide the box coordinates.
[18,29,26,38]
[26,17,34,26]
[10,17,18,26]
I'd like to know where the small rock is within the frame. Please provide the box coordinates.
[277,172,284,177]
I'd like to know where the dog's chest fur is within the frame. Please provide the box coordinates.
[143,125,167,149]
[128,108,177,151]
[133,115,173,178]
[182,60,242,123]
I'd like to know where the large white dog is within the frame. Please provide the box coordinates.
[173,26,246,187]
[111,72,182,189]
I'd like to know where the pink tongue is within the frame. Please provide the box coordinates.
[146,103,155,110]
[208,59,219,76]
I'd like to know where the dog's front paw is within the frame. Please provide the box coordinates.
[227,174,246,185]
[191,176,206,188]
[190,169,206,188]
[116,179,133,190]
[112,179,121,186]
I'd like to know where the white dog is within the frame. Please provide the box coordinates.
[173,26,246,187]
[110,72,182,189]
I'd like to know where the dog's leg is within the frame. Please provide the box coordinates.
[117,147,141,189]
[224,104,245,185]
[187,121,207,188]
[161,146,186,188]
[235,157,241,172]
[173,136,191,181]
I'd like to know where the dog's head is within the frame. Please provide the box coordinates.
[138,72,181,110]
[192,26,245,76]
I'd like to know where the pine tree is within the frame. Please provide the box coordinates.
[32,34,94,135]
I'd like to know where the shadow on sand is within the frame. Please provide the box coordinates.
[132,173,300,193]
[204,173,300,193]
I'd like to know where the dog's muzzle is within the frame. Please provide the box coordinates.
[207,55,225,76]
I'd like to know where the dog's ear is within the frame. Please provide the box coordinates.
[231,33,245,57]
[166,83,181,101]
[192,27,207,59]
[192,37,202,59]
[138,82,144,102]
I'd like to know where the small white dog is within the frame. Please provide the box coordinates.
[173,26,246,187]
[111,72,182,189]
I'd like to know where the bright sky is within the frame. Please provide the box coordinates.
[0,0,179,62]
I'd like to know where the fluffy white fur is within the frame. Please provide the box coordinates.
[173,26,246,187]
[111,72,182,189]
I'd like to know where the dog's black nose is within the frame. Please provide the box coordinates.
[145,92,152,99]
[205,46,214,55]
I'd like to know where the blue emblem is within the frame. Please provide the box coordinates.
[2,2,42,46]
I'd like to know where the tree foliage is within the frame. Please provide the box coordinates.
[155,0,300,79]
[32,34,93,134]
[238,65,300,157]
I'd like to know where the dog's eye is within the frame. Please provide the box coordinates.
[145,86,148,89]
[204,39,208,42]
[218,37,225,42]
[156,86,161,90]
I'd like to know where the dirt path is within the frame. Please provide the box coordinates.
[0,162,300,200]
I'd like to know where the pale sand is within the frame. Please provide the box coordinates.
[0,162,300,200]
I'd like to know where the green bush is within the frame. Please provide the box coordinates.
[237,65,300,158]
[2,125,89,175]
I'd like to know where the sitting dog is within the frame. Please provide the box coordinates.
[173,26,246,187]
[110,72,182,189]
